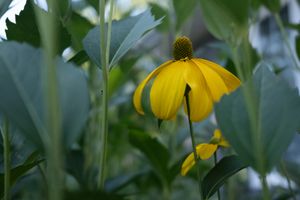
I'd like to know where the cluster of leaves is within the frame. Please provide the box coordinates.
[0,0,300,199]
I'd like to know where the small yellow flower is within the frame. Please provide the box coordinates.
[133,36,240,122]
[181,129,229,176]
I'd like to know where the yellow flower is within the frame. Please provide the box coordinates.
[181,129,229,176]
[133,36,240,122]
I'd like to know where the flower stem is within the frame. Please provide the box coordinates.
[98,0,114,189]
[214,152,221,200]
[274,13,300,70]
[185,93,202,199]
[260,175,270,200]
[280,160,296,200]
[2,117,10,200]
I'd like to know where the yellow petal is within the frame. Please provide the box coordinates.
[196,143,218,160]
[183,60,213,122]
[150,61,186,120]
[212,129,230,147]
[191,59,228,102]
[133,61,173,115]
[196,58,241,92]
[181,152,196,176]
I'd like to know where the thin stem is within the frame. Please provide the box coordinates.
[185,93,202,199]
[33,0,63,199]
[2,118,10,200]
[98,0,114,189]
[214,152,221,200]
[260,175,270,200]
[274,13,300,70]
[280,160,296,200]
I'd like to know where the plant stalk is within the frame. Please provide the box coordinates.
[261,175,270,200]
[185,93,202,199]
[274,13,300,70]
[2,118,10,200]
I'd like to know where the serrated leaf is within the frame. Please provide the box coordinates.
[202,155,247,199]
[149,3,169,32]
[0,42,89,150]
[173,0,197,30]
[83,10,161,69]
[199,0,249,42]
[5,2,71,54]
[215,65,300,174]
[129,130,170,180]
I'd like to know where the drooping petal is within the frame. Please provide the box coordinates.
[133,61,173,115]
[191,59,229,102]
[150,61,186,120]
[183,60,213,122]
[213,129,230,147]
[196,58,241,92]
[181,152,196,176]
[196,143,218,160]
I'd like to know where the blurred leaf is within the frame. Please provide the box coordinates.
[215,65,300,174]
[65,190,127,200]
[0,0,12,18]
[173,0,197,30]
[83,10,161,69]
[129,130,170,181]
[149,3,169,32]
[66,150,85,186]
[296,35,300,60]
[260,0,281,13]
[5,2,71,54]
[0,151,43,198]
[65,12,93,50]
[199,0,249,43]
[202,155,247,199]
[68,50,89,66]
[285,23,300,32]
[0,42,90,150]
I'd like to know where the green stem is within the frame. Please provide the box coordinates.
[280,160,296,200]
[98,0,114,189]
[2,118,10,200]
[261,175,270,200]
[214,152,221,200]
[274,13,300,70]
[33,0,63,199]
[185,93,202,199]
[162,181,171,200]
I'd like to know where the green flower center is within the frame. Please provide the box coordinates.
[173,36,193,60]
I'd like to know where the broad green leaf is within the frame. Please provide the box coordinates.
[215,65,300,174]
[5,2,71,54]
[173,0,197,30]
[64,190,127,200]
[0,0,12,18]
[129,130,170,181]
[0,42,90,150]
[0,151,43,198]
[199,0,249,43]
[83,10,162,69]
[202,155,247,199]
[149,3,170,32]
[296,35,300,60]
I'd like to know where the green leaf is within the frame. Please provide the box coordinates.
[199,0,249,42]
[0,0,12,18]
[202,155,247,199]
[0,42,90,150]
[296,35,300,60]
[173,0,197,30]
[83,10,161,69]
[129,130,170,181]
[215,65,300,174]
[68,50,89,66]
[149,3,170,32]
[0,151,43,198]
[5,2,71,54]
[64,190,127,200]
